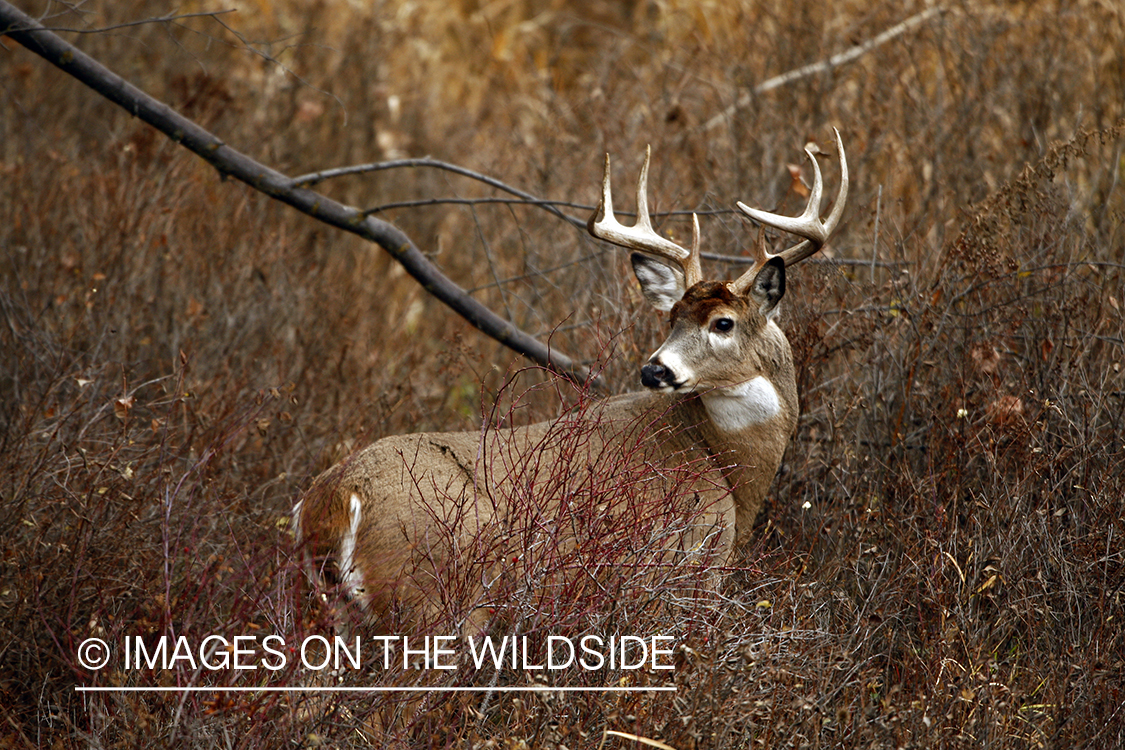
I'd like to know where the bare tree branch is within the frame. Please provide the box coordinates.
[703,6,947,131]
[0,1,602,389]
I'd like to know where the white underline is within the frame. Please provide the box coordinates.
[76,686,676,693]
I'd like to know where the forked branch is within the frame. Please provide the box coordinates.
[0,2,599,388]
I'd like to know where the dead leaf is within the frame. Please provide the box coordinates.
[113,396,134,420]
[787,163,810,198]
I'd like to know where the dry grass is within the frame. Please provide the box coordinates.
[2,0,1124,747]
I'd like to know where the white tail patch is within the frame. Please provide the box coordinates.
[702,376,781,431]
[339,494,368,603]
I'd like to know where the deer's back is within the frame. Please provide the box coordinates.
[296,391,738,627]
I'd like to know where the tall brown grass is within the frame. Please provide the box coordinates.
[2,0,1123,746]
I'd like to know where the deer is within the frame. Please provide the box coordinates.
[294,130,847,633]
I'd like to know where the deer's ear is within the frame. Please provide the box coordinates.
[631,252,685,312]
[749,256,786,319]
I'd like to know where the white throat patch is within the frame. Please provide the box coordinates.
[702,376,782,431]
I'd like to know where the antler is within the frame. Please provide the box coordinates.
[588,145,703,288]
[729,128,848,295]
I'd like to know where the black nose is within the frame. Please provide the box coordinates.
[641,362,669,389]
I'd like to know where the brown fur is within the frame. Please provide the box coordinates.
[295,277,799,632]
[670,281,742,326]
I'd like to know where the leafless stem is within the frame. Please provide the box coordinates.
[872,184,882,284]
[24,9,237,34]
[295,158,587,229]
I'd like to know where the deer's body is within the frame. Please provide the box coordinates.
[295,133,846,630]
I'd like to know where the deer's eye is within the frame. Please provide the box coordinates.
[711,317,734,333]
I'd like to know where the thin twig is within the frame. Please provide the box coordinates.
[294,157,587,228]
[365,196,591,216]
[24,9,236,34]
[872,184,882,283]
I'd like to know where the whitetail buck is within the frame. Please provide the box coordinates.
[294,131,847,631]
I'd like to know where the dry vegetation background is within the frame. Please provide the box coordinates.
[2,0,1125,747]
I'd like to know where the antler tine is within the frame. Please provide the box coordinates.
[728,226,776,295]
[734,127,849,269]
[685,212,702,287]
[633,146,655,233]
[588,146,702,287]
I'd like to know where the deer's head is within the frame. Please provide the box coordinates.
[588,131,847,416]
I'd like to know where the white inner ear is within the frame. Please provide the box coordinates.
[633,255,685,312]
[752,261,785,321]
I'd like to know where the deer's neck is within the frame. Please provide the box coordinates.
[603,370,798,543]
[691,375,798,542]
